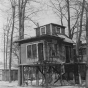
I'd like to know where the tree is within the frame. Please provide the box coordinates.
[76,0,85,62]
[9,0,16,82]
[66,0,71,38]
[85,2,88,88]
[49,0,80,39]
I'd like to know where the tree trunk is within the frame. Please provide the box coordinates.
[66,0,71,38]
[76,0,85,62]
[18,0,27,86]
[9,1,15,82]
[3,28,6,80]
[75,0,85,84]
[6,26,10,81]
[86,3,88,88]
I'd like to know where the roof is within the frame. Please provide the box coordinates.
[57,34,74,44]
[14,34,74,44]
[14,35,64,44]
[34,23,66,29]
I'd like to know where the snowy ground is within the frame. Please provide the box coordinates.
[0,81,85,88]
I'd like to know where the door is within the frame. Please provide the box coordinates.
[65,46,70,63]
[38,43,44,62]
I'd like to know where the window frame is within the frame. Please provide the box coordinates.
[55,26,61,34]
[26,43,38,59]
[40,26,46,35]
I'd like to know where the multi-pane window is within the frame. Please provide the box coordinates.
[40,26,46,35]
[61,29,65,34]
[79,48,86,55]
[48,43,57,57]
[27,44,37,59]
[27,45,31,58]
[32,44,37,58]
[56,27,60,34]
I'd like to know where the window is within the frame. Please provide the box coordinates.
[27,44,37,59]
[79,48,86,55]
[27,45,31,58]
[61,29,65,34]
[56,26,60,34]
[32,44,37,58]
[40,26,46,35]
[48,43,57,57]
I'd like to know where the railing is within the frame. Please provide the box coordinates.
[49,56,65,64]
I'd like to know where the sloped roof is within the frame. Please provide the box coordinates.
[14,34,74,44]
[14,35,64,44]
[34,23,66,29]
[57,34,74,44]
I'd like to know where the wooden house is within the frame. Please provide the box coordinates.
[15,23,75,86]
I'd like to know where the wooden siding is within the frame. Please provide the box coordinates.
[36,27,40,36]
[52,24,56,35]
[46,24,51,35]
[21,41,44,64]
[21,43,27,64]
[1,70,18,81]
[21,43,38,64]
[36,24,51,36]
[61,28,65,35]
[52,24,65,35]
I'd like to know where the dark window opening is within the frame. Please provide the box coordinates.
[61,29,65,34]
[27,44,37,59]
[55,27,60,34]
[27,45,31,58]
[38,43,44,61]
[40,26,46,35]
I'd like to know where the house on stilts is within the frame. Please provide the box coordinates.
[15,23,86,87]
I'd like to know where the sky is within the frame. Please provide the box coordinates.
[0,12,6,62]
[0,0,12,62]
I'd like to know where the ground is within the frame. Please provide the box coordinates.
[0,81,85,88]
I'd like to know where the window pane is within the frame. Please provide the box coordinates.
[41,27,45,35]
[48,43,56,57]
[32,44,37,58]
[27,45,31,58]
[61,29,65,34]
[56,27,60,33]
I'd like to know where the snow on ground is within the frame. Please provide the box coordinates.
[0,80,85,88]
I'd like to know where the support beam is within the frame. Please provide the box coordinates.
[22,66,24,86]
[36,67,39,86]
[18,66,22,86]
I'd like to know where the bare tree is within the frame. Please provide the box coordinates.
[9,0,16,82]
[66,0,71,38]
[85,2,88,88]
[76,0,85,62]
[49,0,82,39]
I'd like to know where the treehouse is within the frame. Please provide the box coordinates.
[15,23,78,86]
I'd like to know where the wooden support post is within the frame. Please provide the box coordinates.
[31,67,32,85]
[60,65,63,86]
[79,73,82,85]
[78,65,82,85]
[36,67,39,86]
[45,66,48,88]
[22,66,24,86]
[18,66,22,86]
[73,73,75,84]
[42,66,44,86]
